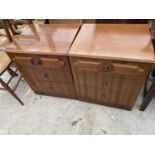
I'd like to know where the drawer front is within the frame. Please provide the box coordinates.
[76,85,102,103]
[71,57,151,109]
[12,54,77,99]
[72,71,144,93]
[101,89,138,109]
[76,85,138,109]
[16,65,74,83]
[14,55,71,71]
[13,55,74,83]
[70,57,151,78]
[27,80,77,99]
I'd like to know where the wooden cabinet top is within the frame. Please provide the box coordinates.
[6,24,80,56]
[69,24,155,63]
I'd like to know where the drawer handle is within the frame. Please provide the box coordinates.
[50,86,54,90]
[102,94,108,101]
[43,73,48,80]
[103,82,108,86]
[31,58,42,65]
[102,94,107,98]
[103,65,110,73]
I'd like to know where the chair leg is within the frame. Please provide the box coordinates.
[140,78,155,111]
[0,78,24,105]
[2,20,13,42]
[6,20,20,35]
[7,67,18,76]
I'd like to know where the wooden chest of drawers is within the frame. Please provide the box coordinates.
[6,23,155,110]
[69,24,155,110]
[6,24,80,99]
[70,57,151,109]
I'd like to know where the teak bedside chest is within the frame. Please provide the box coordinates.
[69,24,155,110]
[6,24,80,99]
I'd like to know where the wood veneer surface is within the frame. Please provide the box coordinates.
[69,24,155,63]
[6,24,80,55]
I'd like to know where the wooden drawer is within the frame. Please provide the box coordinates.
[11,54,77,99]
[27,80,77,99]
[12,55,74,83]
[76,85,102,103]
[72,71,145,93]
[101,89,138,110]
[76,85,138,110]
[70,57,151,78]
[13,55,71,71]
[70,57,150,109]
[16,65,74,83]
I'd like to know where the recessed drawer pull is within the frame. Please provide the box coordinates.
[41,58,65,68]
[102,94,108,100]
[103,65,110,73]
[74,60,101,72]
[50,86,54,90]
[43,73,48,80]
[103,82,108,86]
[31,57,42,65]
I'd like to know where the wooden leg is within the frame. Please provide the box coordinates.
[13,24,18,29]
[0,78,24,105]
[7,20,20,35]
[143,72,150,98]
[7,67,18,76]
[143,79,148,98]
[2,20,13,42]
[140,78,155,111]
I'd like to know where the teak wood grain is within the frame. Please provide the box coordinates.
[6,24,80,55]
[8,54,77,99]
[70,57,151,110]
[68,24,154,110]
[5,23,155,110]
[6,24,80,99]
[76,85,139,110]
[69,24,155,63]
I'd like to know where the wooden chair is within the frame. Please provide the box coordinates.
[1,19,33,42]
[0,52,24,105]
[0,19,25,105]
[45,19,84,25]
